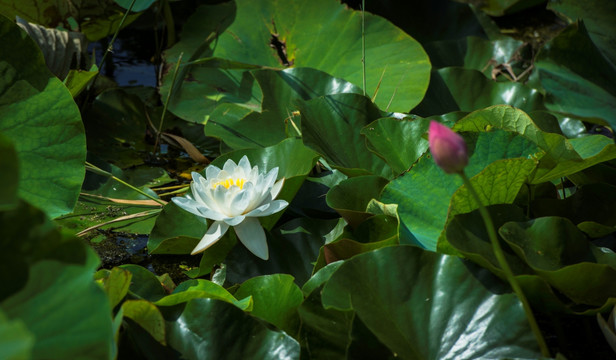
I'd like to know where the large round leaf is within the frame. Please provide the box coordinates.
[234,274,304,335]
[162,0,430,122]
[535,22,616,127]
[166,298,300,360]
[1,248,113,360]
[381,123,539,251]
[299,93,393,178]
[0,15,85,218]
[321,245,542,359]
[204,67,363,149]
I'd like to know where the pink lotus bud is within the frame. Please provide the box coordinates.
[428,121,468,174]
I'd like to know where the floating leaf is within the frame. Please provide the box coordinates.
[122,299,166,345]
[155,279,252,311]
[382,126,538,250]
[535,21,616,127]
[1,249,114,360]
[234,274,303,334]
[299,93,392,178]
[204,67,363,149]
[0,15,86,219]
[321,246,542,359]
[162,0,430,122]
[361,116,430,175]
[326,175,389,228]
[166,298,300,360]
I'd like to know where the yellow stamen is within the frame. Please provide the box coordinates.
[212,178,245,190]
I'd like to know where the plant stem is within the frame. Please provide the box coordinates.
[85,162,166,206]
[154,52,183,152]
[459,171,551,357]
[361,0,366,96]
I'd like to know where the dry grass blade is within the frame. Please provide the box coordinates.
[76,209,161,237]
[162,132,210,164]
[80,193,166,206]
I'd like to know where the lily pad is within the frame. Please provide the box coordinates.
[1,248,114,360]
[234,274,304,335]
[321,245,542,359]
[381,124,539,251]
[299,93,393,178]
[361,116,431,175]
[162,0,430,122]
[535,21,616,127]
[0,15,86,219]
[166,298,300,360]
[204,67,363,149]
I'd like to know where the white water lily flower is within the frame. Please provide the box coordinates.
[172,156,288,260]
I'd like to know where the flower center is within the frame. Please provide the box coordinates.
[212,178,245,190]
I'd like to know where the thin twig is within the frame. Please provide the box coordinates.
[154,52,184,152]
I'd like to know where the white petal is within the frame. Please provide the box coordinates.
[172,197,226,220]
[190,180,209,205]
[246,199,288,217]
[191,221,229,255]
[234,218,269,260]
[238,156,251,177]
[261,167,279,191]
[191,171,205,183]
[205,165,221,180]
[222,158,238,173]
[270,178,285,199]
[224,215,245,226]
[229,187,251,216]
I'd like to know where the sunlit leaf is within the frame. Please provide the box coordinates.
[321,245,542,359]
[0,15,86,219]
[235,274,303,334]
[166,298,300,359]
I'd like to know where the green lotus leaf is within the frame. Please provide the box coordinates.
[95,266,132,309]
[0,308,34,360]
[500,217,616,306]
[320,245,542,359]
[382,126,538,251]
[0,200,88,301]
[447,206,616,314]
[414,67,544,116]
[234,274,303,335]
[298,263,352,360]
[548,0,616,67]
[166,298,300,359]
[1,247,113,360]
[121,299,166,345]
[361,116,431,175]
[437,157,537,254]
[204,67,363,149]
[326,175,389,228]
[162,0,430,123]
[114,0,156,12]
[299,93,393,178]
[222,217,338,287]
[535,21,616,127]
[120,264,168,303]
[0,15,86,219]
[453,105,616,183]
[155,279,252,311]
[531,183,616,237]
[148,201,208,255]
